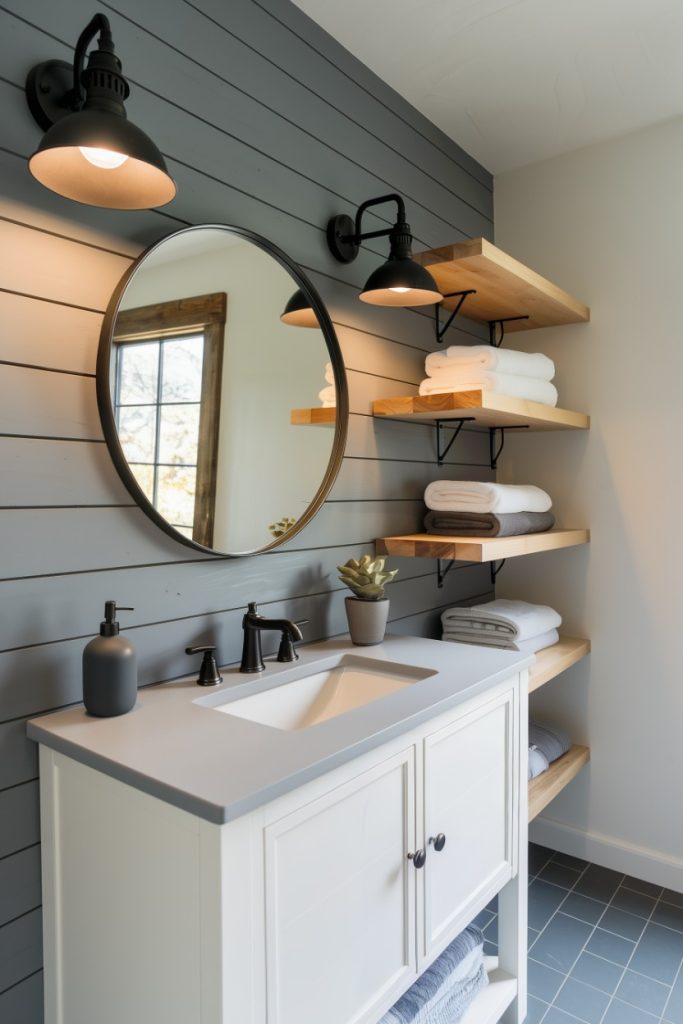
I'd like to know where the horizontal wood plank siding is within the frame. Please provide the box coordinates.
[0,0,492,1013]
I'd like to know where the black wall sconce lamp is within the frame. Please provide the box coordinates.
[25,13,176,210]
[280,288,319,327]
[326,194,443,307]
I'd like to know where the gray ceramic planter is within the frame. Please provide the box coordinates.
[344,597,389,646]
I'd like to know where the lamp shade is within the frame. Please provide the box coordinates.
[359,257,443,307]
[28,107,176,210]
[280,288,319,327]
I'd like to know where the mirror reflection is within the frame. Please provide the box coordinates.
[102,226,345,554]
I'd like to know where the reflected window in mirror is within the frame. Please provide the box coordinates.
[112,293,226,547]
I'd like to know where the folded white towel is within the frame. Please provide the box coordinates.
[425,481,552,514]
[425,346,555,381]
[324,361,334,385]
[441,599,562,642]
[318,385,336,406]
[442,627,559,654]
[419,371,558,407]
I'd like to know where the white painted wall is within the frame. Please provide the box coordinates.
[495,115,683,888]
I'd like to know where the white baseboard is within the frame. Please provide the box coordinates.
[531,816,683,893]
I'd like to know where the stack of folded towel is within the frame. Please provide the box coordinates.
[318,361,336,408]
[379,925,487,1024]
[528,719,572,780]
[441,599,562,655]
[419,345,558,407]
[424,481,555,537]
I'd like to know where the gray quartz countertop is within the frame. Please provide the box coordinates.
[27,634,532,824]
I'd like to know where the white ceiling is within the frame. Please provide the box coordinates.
[292,0,683,173]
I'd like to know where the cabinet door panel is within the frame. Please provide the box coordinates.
[265,749,416,1024]
[423,690,514,961]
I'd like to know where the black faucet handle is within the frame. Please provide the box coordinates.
[185,645,222,687]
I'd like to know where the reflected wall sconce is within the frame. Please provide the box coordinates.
[25,13,176,209]
[280,288,319,327]
[326,193,442,307]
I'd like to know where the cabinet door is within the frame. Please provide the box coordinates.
[422,688,515,962]
[264,748,416,1024]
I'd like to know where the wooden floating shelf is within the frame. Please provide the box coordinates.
[529,636,591,693]
[290,407,336,425]
[376,529,589,563]
[414,238,590,331]
[529,745,590,821]
[459,962,517,1024]
[373,390,589,431]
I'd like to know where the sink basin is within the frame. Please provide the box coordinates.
[212,655,436,731]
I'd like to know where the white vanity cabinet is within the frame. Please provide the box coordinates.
[37,672,527,1024]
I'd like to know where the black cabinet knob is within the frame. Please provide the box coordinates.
[429,833,447,852]
[407,848,426,869]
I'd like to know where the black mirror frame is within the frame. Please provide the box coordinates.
[96,223,348,557]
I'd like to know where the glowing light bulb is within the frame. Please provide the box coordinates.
[79,147,129,169]
[389,286,410,293]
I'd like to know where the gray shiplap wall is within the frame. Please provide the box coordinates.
[0,0,494,1015]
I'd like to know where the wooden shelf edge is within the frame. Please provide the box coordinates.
[376,528,590,563]
[372,390,589,431]
[290,407,336,425]
[529,745,590,822]
[529,636,591,693]
[458,966,517,1024]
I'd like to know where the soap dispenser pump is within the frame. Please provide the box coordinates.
[83,601,137,717]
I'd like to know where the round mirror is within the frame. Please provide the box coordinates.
[97,225,347,555]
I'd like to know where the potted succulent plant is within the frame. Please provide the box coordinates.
[337,554,398,646]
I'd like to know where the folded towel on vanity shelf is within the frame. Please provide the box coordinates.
[424,509,556,537]
[529,746,551,781]
[379,925,487,1024]
[425,481,552,515]
[441,599,562,644]
[442,627,559,655]
[318,385,336,407]
[425,346,555,381]
[529,720,572,764]
[324,361,334,385]
[418,370,559,407]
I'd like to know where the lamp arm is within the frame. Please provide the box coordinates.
[72,13,114,108]
[350,193,407,243]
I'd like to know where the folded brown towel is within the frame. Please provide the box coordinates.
[424,509,556,536]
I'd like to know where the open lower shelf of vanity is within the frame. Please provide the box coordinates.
[376,529,590,562]
[529,636,591,693]
[529,745,590,821]
[373,390,589,431]
[414,237,590,331]
[290,407,336,425]
[459,960,517,1024]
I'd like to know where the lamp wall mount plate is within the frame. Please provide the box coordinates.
[26,61,76,132]
[327,214,360,264]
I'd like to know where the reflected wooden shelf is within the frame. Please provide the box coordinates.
[290,407,336,425]
[414,238,590,331]
[529,636,591,693]
[529,745,590,821]
[459,961,517,1024]
[376,529,589,563]
[373,390,589,431]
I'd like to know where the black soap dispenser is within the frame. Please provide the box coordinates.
[83,601,137,717]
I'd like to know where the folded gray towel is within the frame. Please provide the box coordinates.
[379,925,487,1024]
[529,746,550,780]
[424,509,555,536]
[529,720,572,763]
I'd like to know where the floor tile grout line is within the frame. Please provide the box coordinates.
[661,956,683,1023]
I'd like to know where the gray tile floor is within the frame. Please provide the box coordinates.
[476,844,683,1024]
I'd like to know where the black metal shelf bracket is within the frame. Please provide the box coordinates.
[490,559,506,584]
[435,418,474,465]
[488,425,530,469]
[436,558,456,589]
[434,290,476,344]
[488,316,529,348]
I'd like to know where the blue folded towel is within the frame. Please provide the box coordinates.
[379,925,488,1024]
[529,720,571,764]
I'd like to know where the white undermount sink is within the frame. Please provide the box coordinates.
[212,655,436,731]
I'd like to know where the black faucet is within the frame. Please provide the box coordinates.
[240,602,304,673]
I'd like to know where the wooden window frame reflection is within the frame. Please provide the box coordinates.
[113,292,227,548]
